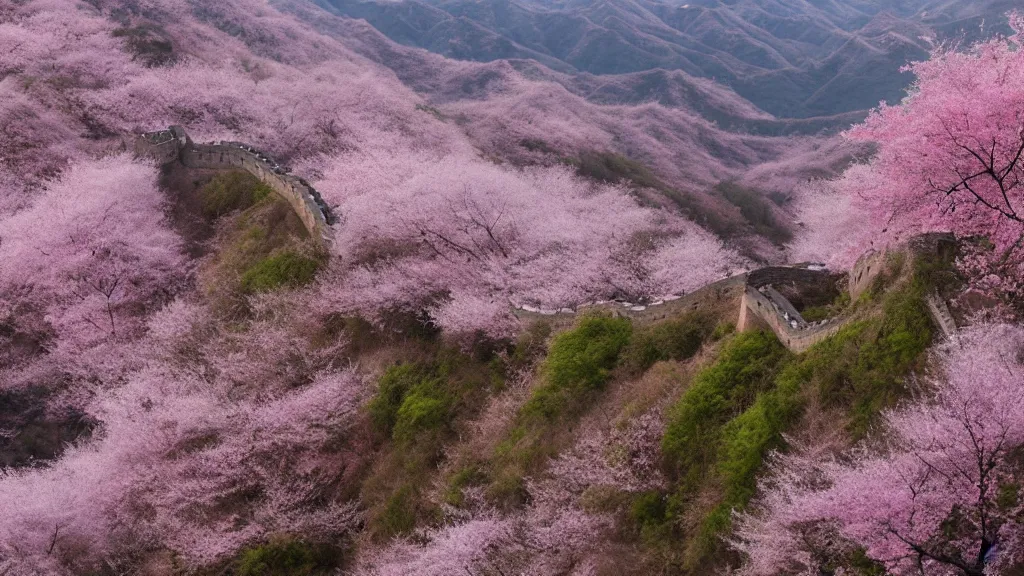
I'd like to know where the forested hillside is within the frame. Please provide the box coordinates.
[0,0,1022,575]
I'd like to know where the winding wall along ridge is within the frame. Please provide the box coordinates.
[515,235,959,353]
[132,126,335,245]
[134,126,956,352]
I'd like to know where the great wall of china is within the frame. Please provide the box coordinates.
[134,126,958,352]
[132,126,336,245]
[514,234,960,352]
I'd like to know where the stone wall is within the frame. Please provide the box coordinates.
[132,125,962,352]
[131,127,187,164]
[849,249,885,300]
[926,293,959,341]
[511,274,749,329]
[738,285,844,353]
[848,233,956,300]
[514,269,845,354]
[133,126,335,245]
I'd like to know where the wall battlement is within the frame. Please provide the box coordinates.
[132,126,335,245]
[515,236,959,353]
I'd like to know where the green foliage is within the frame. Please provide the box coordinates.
[240,250,320,293]
[393,392,449,444]
[997,483,1020,511]
[444,465,488,507]
[200,171,271,219]
[710,321,735,341]
[651,258,938,572]
[717,374,804,508]
[631,491,669,532]
[521,315,632,422]
[484,316,633,507]
[369,363,449,441]
[486,471,531,510]
[661,331,789,481]
[809,281,933,438]
[362,347,504,537]
[201,192,312,318]
[236,537,338,576]
[619,314,712,376]
[801,291,851,322]
[377,485,418,538]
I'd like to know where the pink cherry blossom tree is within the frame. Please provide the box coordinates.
[0,156,185,351]
[733,323,1024,576]
[846,14,1024,290]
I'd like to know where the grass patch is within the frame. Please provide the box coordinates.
[619,313,714,376]
[235,537,340,576]
[486,315,632,507]
[521,315,632,422]
[241,250,320,293]
[200,170,272,220]
[800,291,851,322]
[200,190,318,318]
[662,331,790,487]
[645,254,941,572]
[361,346,507,539]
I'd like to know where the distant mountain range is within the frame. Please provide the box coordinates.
[312,0,1015,118]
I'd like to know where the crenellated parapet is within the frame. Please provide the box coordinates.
[132,126,335,246]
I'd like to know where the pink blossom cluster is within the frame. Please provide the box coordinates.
[733,322,1024,575]
[312,151,746,337]
[842,16,1024,286]
[548,409,667,494]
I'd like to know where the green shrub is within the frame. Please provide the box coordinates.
[631,491,669,531]
[619,315,711,375]
[711,321,735,341]
[661,331,789,480]
[810,281,932,438]
[240,251,320,293]
[393,391,449,443]
[717,376,804,508]
[201,171,271,219]
[520,315,632,422]
[445,465,488,507]
[377,485,418,538]
[368,364,431,436]
[801,291,851,322]
[236,537,337,576]
[485,471,531,510]
[484,316,632,505]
